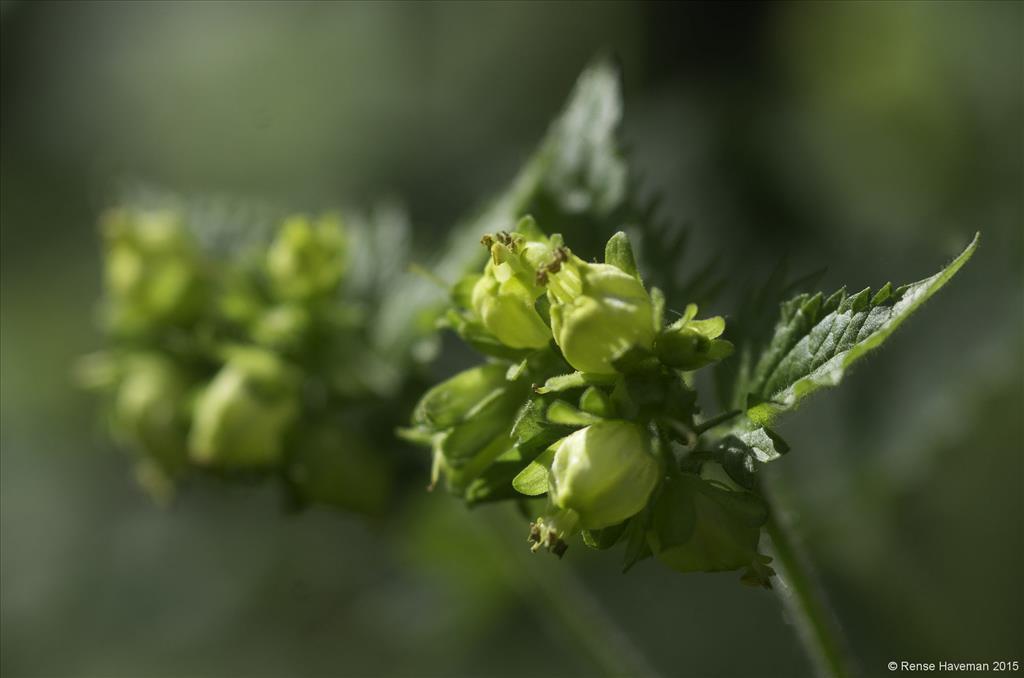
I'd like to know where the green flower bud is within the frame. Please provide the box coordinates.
[548,420,659,529]
[407,362,527,491]
[530,420,660,555]
[267,214,346,301]
[654,304,734,370]
[101,209,203,334]
[470,230,552,349]
[545,251,655,374]
[189,347,299,467]
[113,353,189,471]
[412,362,510,430]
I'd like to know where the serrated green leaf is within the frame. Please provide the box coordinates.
[713,261,827,412]
[745,234,978,424]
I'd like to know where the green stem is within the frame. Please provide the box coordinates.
[763,486,857,678]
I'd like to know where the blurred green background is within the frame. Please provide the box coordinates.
[2,2,1021,677]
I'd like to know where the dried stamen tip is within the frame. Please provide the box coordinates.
[480,234,494,248]
[536,248,571,286]
[528,519,570,558]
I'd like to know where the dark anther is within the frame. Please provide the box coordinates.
[552,539,568,559]
[480,235,494,248]
[528,522,541,543]
[535,270,548,285]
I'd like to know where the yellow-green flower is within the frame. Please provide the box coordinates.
[548,420,659,529]
[470,230,552,349]
[545,251,655,374]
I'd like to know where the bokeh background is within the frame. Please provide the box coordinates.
[2,2,1021,677]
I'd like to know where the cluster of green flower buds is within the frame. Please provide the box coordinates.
[80,206,393,514]
[409,218,775,584]
[100,208,205,336]
[266,213,348,301]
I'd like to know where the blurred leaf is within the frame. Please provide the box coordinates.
[694,431,788,491]
[582,520,629,550]
[374,58,629,361]
[538,58,627,217]
[649,474,767,573]
[621,506,653,573]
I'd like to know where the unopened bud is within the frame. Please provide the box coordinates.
[655,304,733,370]
[546,253,655,374]
[548,420,659,530]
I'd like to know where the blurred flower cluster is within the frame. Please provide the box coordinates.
[77,207,397,512]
